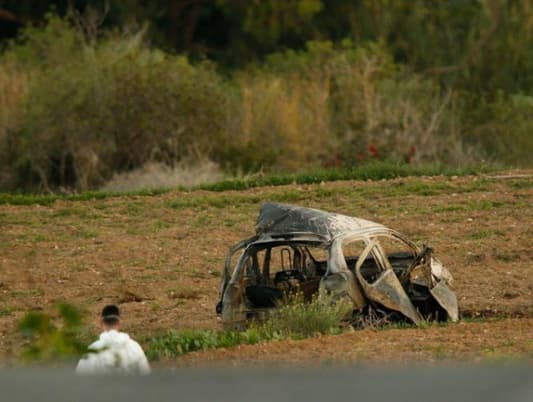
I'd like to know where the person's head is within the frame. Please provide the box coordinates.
[101,304,121,331]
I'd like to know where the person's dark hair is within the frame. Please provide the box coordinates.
[101,304,120,326]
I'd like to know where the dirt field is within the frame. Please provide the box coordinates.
[1,171,532,364]
[175,318,533,367]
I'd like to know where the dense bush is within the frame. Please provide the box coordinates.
[466,93,533,166]
[239,41,474,169]
[0,14,531,192]
[1,16,234,191]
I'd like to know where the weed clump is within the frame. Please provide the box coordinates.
[259,292,353,339]
[146,292,351,360]
[145,329,262,361]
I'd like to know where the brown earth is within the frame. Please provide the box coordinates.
[0,171,532,364]
[173,318,533,367]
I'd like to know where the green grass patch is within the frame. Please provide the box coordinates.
[468,229,505,240]
[145,328,265,361]
[10,288,45,298]
[198,163,492,192]
[508,179,533,190]
[165,175,500,212]
[468,200,505,210]
[147,293,351,360]
[151,221,173,231]
[0,189,169,206]
[364,181,454,198]
[32,234,49,242]
[430,198,506,215]
[0,308,14,317]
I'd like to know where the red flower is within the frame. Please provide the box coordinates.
[404,146,416,163]
[368,144,379,158]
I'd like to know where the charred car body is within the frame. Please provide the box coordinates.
[217,203,458,328]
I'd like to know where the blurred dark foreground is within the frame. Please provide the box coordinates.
[1,365,531,402]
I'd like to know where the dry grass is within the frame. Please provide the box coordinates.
[237,74,333,170]
[235,48,479,171]
[0,64,28,187]
[0,63,27,153]
[100,160,226,192]
[0,63,27,135]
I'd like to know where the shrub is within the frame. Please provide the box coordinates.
[4,15,235,191]
[18,303,91,363]
[467,93,533,166]
[259,292,352,339]
[146,292,351,360]
[258,41,477,167]
[233,69,333,172]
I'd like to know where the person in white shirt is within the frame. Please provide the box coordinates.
[76,304,151,375]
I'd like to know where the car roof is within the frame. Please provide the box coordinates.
[255,203,387,243]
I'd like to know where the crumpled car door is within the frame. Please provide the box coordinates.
[429,279,459,322]
[355,239,422,324]
[406,249,459,322]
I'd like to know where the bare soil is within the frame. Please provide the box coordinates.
[174,318,533,367]
[1,171,532,364]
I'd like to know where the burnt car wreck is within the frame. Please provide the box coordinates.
[217,203,458,328]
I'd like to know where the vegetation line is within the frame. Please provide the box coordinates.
[0,163,494,206]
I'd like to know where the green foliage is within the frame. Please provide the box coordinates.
[18,303,89,363]
[242,40,472,168]
[259,292,352,339]
[0,188,166,206]
[146,329,264,361]
[6,13,84,68]
[0,6,531,192]
[146,292,350,360]
[218,0,323,46]
[1,0,532,94]
[198,162,492,192]
[467,93,533,166]
[3,15,234,191]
